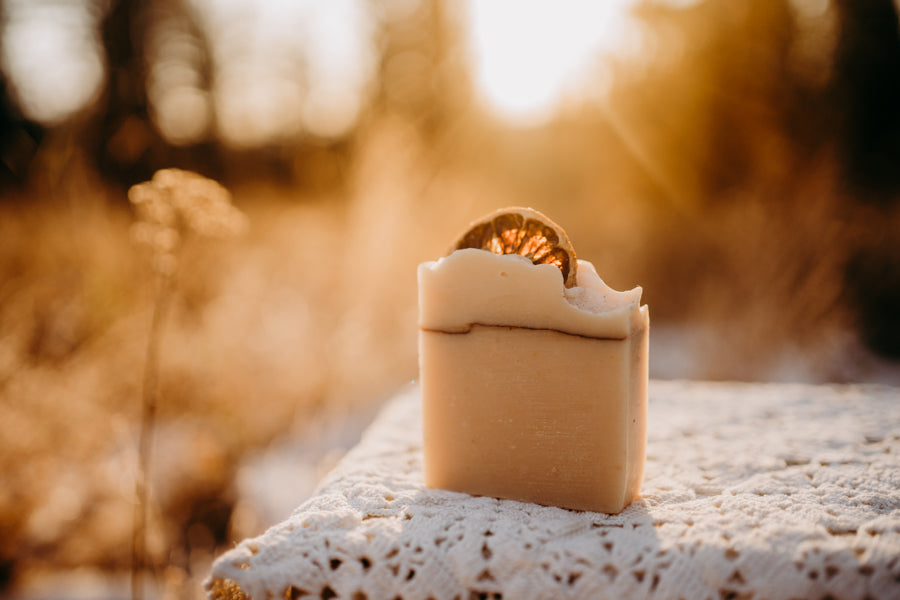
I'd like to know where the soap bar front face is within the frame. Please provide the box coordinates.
[418,249,649,514]
[421,324,647,513]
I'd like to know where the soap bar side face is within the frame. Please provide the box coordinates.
[421,325,638,513]
[625,314,649,503]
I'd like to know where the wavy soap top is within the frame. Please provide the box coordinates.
[418,249,648,339]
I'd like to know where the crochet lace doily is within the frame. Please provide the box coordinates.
[207,381,900,600]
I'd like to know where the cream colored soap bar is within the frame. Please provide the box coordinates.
[419,249,649,514]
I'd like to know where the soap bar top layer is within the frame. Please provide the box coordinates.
[418,248,648,339]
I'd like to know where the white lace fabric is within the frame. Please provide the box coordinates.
[206,381,900,600]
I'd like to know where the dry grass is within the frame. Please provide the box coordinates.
[0,120,457,598]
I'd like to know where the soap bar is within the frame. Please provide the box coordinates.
[418,248,648,514]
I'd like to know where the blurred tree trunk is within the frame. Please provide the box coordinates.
[833,0,900,359]
[369,0,470,139]
[94,0,221,188]
[832,0,900,203]
[0,72,42,193]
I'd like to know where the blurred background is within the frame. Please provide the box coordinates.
[1,0,899,597]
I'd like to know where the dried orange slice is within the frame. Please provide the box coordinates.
[452,207,577,287]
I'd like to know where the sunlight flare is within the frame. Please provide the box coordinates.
[466,0,639,125]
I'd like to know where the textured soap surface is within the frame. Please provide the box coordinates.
[418,249,648,513]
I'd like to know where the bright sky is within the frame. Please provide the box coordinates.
[465,0,640,125]
[0,0,675,138]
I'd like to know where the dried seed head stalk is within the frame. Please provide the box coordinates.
[129,168,248,274]
[128,168,245,600]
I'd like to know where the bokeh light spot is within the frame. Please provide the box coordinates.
[0,0,105,125]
